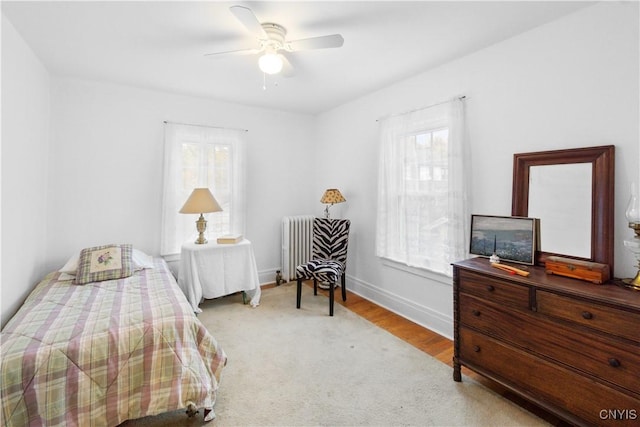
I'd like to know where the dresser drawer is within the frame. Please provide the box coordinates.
[460,293,640,394]
[537,291,640,343]
[458,269,530,309]
[459,327,640,426]
[459,293,522,334]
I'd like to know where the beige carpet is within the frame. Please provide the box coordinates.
[123,283,547,426]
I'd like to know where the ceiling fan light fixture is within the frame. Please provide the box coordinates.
[258,51,283,75]
[207,6,344,79]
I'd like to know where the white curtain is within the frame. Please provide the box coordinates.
[376,97,469,276]
[161,122,247,256]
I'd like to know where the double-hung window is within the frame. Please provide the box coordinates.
[161,122,246,256]
[376,98,469,276]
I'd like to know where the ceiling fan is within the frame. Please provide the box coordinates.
[205,5,344,76]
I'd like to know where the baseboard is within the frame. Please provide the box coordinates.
[258,268,280,286]
[346,274,454,340]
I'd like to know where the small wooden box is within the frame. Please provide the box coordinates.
[545,256,610,284]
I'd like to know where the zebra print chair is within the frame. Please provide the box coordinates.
[296,218,351,316]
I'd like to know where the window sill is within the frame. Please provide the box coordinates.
[380,257,452,286]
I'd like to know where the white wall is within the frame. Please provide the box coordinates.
[1,15,51,327]
[316,1,639,338]
[46,78,316,283]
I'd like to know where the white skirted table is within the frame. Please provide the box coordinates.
[178,239,261,313]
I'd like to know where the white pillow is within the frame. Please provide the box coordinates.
[59,248,155,275]
[59,254,80,274]
[132,249,155,269]
[58,272,76,281]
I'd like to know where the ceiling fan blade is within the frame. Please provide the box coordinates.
[204,47,261,58]
[287,34,344,51]
[280,54,295,78]
[230,5,267,39]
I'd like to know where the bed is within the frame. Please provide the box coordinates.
[0,244,227,426]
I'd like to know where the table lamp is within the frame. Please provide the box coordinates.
[624,182,640,289]
[320,188,346,219]
[179,188,222,244]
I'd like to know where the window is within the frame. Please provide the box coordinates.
[161,122,246,256]
[376,98,468,276]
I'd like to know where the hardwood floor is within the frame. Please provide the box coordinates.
[288,280,571,427]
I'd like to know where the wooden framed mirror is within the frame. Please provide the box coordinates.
[511,145,615,272]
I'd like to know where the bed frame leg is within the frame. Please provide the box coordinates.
[186,403,215,422]
[185,402,199,417]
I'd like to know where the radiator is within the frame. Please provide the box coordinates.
[282,215,315,281]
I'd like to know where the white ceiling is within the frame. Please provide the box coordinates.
[2,1,594,115]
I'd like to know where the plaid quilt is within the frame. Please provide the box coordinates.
[1,258,226,427]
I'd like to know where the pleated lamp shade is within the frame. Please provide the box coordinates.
[320,189,346,205]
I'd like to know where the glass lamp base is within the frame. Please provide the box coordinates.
[623,237,640,290]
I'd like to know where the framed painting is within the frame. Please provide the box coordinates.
[470,215,538,265]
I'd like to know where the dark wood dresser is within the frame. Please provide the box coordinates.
[452,257,640,426]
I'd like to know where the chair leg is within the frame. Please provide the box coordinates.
[313,278,318,295]
[329,282,334,316]
[296,278,302,309]
[341,274,347,302]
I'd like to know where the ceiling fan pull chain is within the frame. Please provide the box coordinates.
[263,72,267,91]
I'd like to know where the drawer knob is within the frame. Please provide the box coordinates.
[473,345,481,353]
[486,285,495,292]
[472,309,481,317]
[581,311,593,320]
[608,358,621,368]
